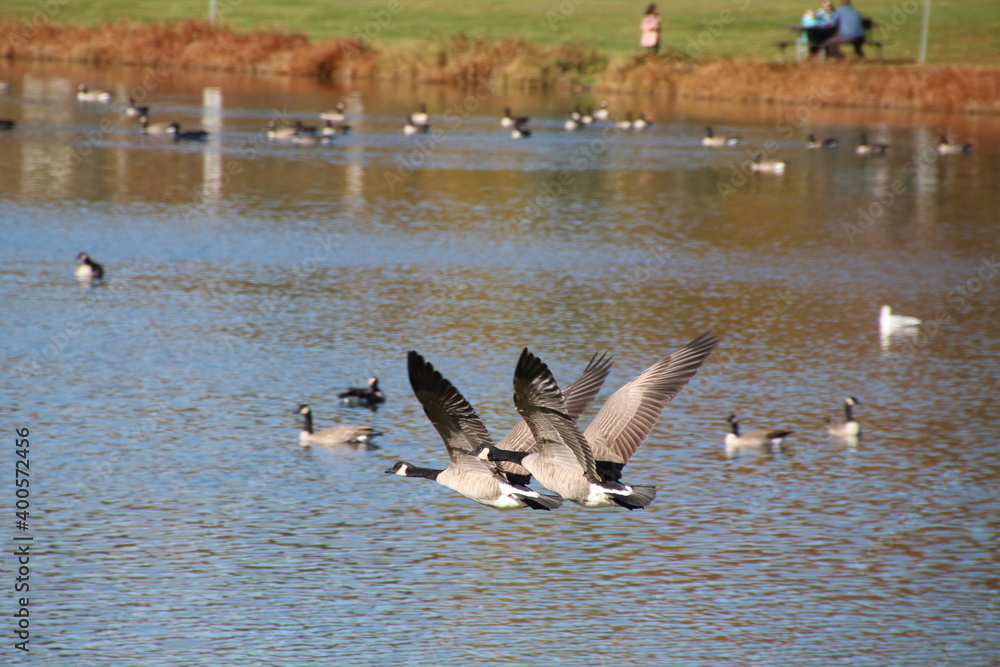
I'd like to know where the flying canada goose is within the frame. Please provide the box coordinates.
[338,376,385,407]
[936,132,972,155]
[139,115,172,134]
[826,396,861,438]
[593,101,610,122]
[410,103,430,127]
[125,97,149,118]
[76,83,112,103]
[501,107,530,128]
[386,351,562,510]
[702,126,741,147]
[856,133,888,155]
[489,350,614,487]
[295,404,382,446]
[320,102,347,124]
[807,134,838,149]
[166,123,209,142]
[0,120,15,131]
[749,155,787,174]
[879,305,921,331]
[725,414,793,456]
[75,252,104,281]
[476,332,719,509]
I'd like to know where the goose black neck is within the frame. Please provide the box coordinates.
[405,465,443,481]
[844,403,854,421]
[301,411,314,434]
[489,447,529,464]
[730,421,740,436]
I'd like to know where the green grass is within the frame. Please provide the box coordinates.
[2,0,998,65]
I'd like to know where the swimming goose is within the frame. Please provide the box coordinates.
[125,97,149,118]
[511,118,532,139]
[320,102,347,124]
[321,119,351,136]
[76,83,112,103]
[564,109,583,132]
[580,108,594,127]
[410,104,430,127]
[295,404,382,446]
[291,133,332,145]
[702,126,741,147]
[826,396,861,438]
[879,305,921,331]
[403,115,430,135]
[501,107,530,128]
[807,134,838,149]
[267,119,298,140]
[749,155,787,174]
[593,101,610,122]
[0,120,15,131]
[724,414,793,456]
[338,376,385,407]
[75,252,104,281]
[477,332,718,509]
[936,132,972,155]
[166,123,209,142]
[387,351,562,510]
[856,133,888,155]
[615,112,634,130]
[631,113,651,130]
[139,115,172,134]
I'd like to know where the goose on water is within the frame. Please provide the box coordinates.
[295,404,382,446]
[724,414,793,456]
[826,396,861,438]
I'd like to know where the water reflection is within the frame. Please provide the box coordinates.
[1,61,998,666]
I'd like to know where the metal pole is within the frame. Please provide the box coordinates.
[918,0,930,64]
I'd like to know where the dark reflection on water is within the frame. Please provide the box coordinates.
[2,61,998,665]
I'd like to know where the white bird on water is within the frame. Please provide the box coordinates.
[879,305,921,332]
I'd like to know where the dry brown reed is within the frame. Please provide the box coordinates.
[600,57,1000,114]
[0,20,379,80]
[2,20,999,112]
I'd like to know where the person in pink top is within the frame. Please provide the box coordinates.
[640,4,661,54]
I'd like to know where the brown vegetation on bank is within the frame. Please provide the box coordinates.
[0,20,380,80]
[603,57,1000,113]
[2,20,999,113]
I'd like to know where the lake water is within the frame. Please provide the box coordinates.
[2,60,999,665]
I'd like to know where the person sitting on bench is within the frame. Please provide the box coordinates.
[821,0,868,59]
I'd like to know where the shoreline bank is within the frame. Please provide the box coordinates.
[2,20,998,114]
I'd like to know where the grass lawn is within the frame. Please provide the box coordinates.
[2,0,997,65]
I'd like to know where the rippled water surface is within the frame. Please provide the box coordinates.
[2,61,999,665]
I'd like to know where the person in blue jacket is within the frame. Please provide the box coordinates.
[820,0,869,59]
